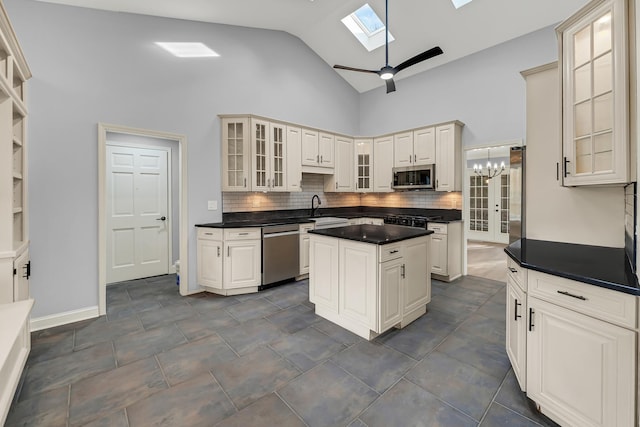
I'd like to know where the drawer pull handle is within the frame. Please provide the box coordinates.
[401,264,406,279]
[514,299,522,321]
[508,267,517,273]
[217,246,220,257]
[528,308,534,331]
[205,232,213,236]
[239,232,249,236]
[389,250,399,254]
[557,290,587,301]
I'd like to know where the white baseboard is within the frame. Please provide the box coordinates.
[30,306,100,332]
[169,265,177,274]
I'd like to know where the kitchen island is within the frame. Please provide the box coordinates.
[309,224,433,340]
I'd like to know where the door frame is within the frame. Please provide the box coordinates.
[105,142,173,283]
[462,139,523,276]
[98,123,190,316]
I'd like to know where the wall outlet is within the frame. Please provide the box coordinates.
[207,200,218,211]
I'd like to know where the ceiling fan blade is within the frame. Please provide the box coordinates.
[395,46,444,72]
[333,65,379,74]
[385,78,396,93]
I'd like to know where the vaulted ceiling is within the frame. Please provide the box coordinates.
[36,0,589,92]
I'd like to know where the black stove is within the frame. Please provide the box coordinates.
[383,214,443,229]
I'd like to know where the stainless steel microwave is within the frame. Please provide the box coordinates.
[392,165,435,190]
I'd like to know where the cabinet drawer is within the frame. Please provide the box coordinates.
[380,244,403,262]
[528,270,637,329]
[197,228,222,240]
[427,223,447,234]
[224,228,261,240]
[507,257,526,291]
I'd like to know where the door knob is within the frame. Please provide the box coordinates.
[156,216,167,221]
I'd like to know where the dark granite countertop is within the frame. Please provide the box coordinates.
[505,239,639,296]
[195,207,462,228]
[309,224,433,245]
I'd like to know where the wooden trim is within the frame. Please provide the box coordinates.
[30,304,97,332]
[520,62,558,78]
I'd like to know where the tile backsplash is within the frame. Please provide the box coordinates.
[222,174,462,212]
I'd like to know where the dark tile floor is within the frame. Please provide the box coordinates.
[7,274,560,427]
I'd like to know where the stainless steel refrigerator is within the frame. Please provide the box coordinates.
[509,146,525,244]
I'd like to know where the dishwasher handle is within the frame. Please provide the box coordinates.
[262,230,300,238]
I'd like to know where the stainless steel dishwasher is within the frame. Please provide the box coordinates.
[261,223,300,288]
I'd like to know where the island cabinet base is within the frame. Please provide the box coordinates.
[309,233,431,341]
[201,286,258,296]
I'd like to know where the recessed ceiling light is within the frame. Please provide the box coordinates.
[155,42,219,58]
[451,0,473,9]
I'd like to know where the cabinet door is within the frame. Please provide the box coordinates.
[355,139,373,192]
[373,136,393,192]
[506,278,526,392]
[430,233,448,275]
[13,249,29,301]
[393,132,414,167]
[403,237,430,313]
[221,118,250,191]
[197,238,223,288]
[333,136,354,192]
[379,258,403,332]
[224,240,261,289]
[339,240,377,329]
[559,0,628,186]
[413,127,435,165]
[435,123,461,191]
[299,224,314,275]
[301,128,319,166]
[286,126,302,192]
[309,236,339,312]
[251,119,270,191]
[527,297,636,427]
[269,122,287,191]
[318,132,335,167]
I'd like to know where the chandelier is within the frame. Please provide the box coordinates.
[473,149,505,180]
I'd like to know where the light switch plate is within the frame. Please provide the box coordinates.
[207,200,218,210]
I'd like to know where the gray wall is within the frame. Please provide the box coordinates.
[359,25,559,147]
[6,0,360,317]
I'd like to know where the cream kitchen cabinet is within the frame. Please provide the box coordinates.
[505,257,527,391]
[196,227,261,295]
[427,222,462,281]
[355,138,373,192]
[435,122,462,192]
[250,119,287,192]
[373,135,393,192]
[310,233,431,340]
[324,136,354,192]
[557,0,631,186]
[299,222,314,275]
[394,127,436,168]
[286,126,302,192]
[302,129,334,169]
[0,0,31,304]
[504,259,638,427]
[221,117,250,192]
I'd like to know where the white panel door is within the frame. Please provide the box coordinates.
[106,145,169,283]
[286,126,302,191]
[224,240,261,289]
[373,136,393,192]
[403,237,430,313]
[413,127,436,165]
[393,132,414,167]
[379,258,403,332]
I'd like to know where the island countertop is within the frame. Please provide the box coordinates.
[309,224,433,245]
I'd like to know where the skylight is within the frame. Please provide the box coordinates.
[342,3,394,52]
[451,0,473,9]
[155,42,219,58]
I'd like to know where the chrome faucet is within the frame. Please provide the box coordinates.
[311,194,321,217]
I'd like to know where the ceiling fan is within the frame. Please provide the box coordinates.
[333,0,443,93]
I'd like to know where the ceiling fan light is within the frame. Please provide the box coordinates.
[380,71,394,80]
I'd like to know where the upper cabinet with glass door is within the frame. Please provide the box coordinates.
[557,0,631,186]
[221,117,250,192]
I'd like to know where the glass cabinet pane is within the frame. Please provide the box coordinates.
[574,101,592,137]
[593,13,612,57]
[574,25,591,66]
[593,92,613,132]
[574,64,591,102]
[593,53,612,95]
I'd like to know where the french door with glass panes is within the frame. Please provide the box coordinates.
[468,171,509,243]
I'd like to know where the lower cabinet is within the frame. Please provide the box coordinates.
[310,234,431,340]
[299,223,314,275]
[428,221,461,282]
[196,228,261,295]
[505,260,638,427]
